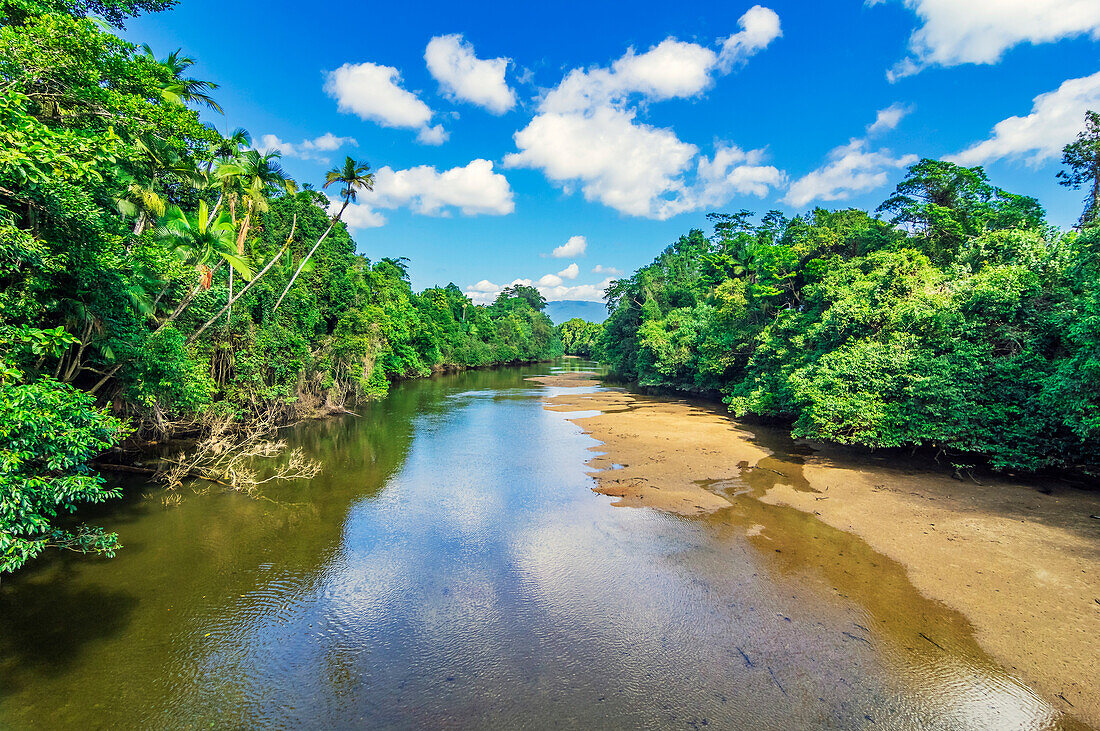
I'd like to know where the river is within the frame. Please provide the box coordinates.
[0,359,1087,729]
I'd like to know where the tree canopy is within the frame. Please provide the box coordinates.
[596,147,1100,476]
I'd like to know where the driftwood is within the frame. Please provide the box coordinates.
[92,461,233,487]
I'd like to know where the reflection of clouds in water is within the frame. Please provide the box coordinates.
[124,363,1083,728]
[878,651,1063,730]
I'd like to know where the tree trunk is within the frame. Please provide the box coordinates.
[271,200,349,314]
[187,215,297,345]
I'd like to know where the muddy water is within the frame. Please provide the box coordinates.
[0,360,1087,729]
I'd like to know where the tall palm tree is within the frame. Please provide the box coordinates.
[158,201,252,286]
[90,202,255,393]
[141,45,223,114]
[217,149,297,321]
[272,157,373,313]
[90,201,247,395]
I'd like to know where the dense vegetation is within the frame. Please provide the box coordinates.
[558,318,603,358]
[0,0,559,574]
[598,153,1100,476]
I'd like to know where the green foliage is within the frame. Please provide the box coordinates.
[600,160,1100,474]
[0,0,561,574]
[1,367,128,574]
[558,318,602,357]
[1058,110,1100,228]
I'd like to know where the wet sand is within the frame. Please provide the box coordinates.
[542,375,1100,726]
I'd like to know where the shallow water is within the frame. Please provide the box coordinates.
[0,359,1083,729]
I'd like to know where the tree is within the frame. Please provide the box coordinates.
[877,159,1044,262]
[272,156,373,313]
[151,200,251,336]
[494,284,547,311]
[140,44,222,113]
[216,149,296,320]
[1,328,128,575]
[1057,110,1100,228]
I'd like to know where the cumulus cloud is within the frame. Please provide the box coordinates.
[256,133,357,163]
[717,5,783,71]
[334,201,387,230]
[468,279,499,293]
[366,159,514,216]
[538,277,615,302]
[949,70,1100,166]
[507,106,699,218]
[873,0,1100,79]
[425,34,516,114]
[464,275,613,304]
[330,159,514,228]
[784,113,918,208]
[866,103,912,136]
[505,7,782,219]
[541,39,721,114]
[592,264,622,276]
[688,144,786,209]
[557,262,580,279]
[325,62,445,144]
[551,235,587,258]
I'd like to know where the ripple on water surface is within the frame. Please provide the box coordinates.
[0,359,1086,729]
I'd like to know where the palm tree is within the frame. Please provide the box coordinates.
[156,201,252,329]
[115,168,166,235]
[89,201,248,395]
[187,215,297,345]
[204,126,251,176]
[142,45,223,113]
[159,202,251,283]
[272,156,373,313]
[217,149,297,321]
[117,134,202,234]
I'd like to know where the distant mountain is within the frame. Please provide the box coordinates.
[545,300,608,325]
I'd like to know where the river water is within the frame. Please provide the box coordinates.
[0,360,1082,729]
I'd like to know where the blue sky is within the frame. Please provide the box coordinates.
[125,0,1100,301]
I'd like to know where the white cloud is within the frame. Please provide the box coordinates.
[325,62,444,143]
[506,8,782,219]
[365,159,514,216]
[866,103,912,136]
[333,200,386,230]
[551,235,587,258]
[464,277,534,305]
[717,5,783,71]
[875,0,1100,79]
[311,132,355,151]
[507,106,699,218]
[425,34,516,114]
[541,39,721,114]
[464,272,613,304]
[416,124,448,146]
[557,262,580,279]
[469,279,500,292]
[688,144,785,209]
[328,159,514,228]
[784,139,917,208]
[538,277,615,302]
[256,133,357,163]
[950,70,1100,166]
[592,264,622,276]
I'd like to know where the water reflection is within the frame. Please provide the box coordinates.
[0,360,1087,729]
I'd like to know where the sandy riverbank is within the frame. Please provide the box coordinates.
[537,373,1100,727]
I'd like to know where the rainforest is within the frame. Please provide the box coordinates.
[2,0,1100,726]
